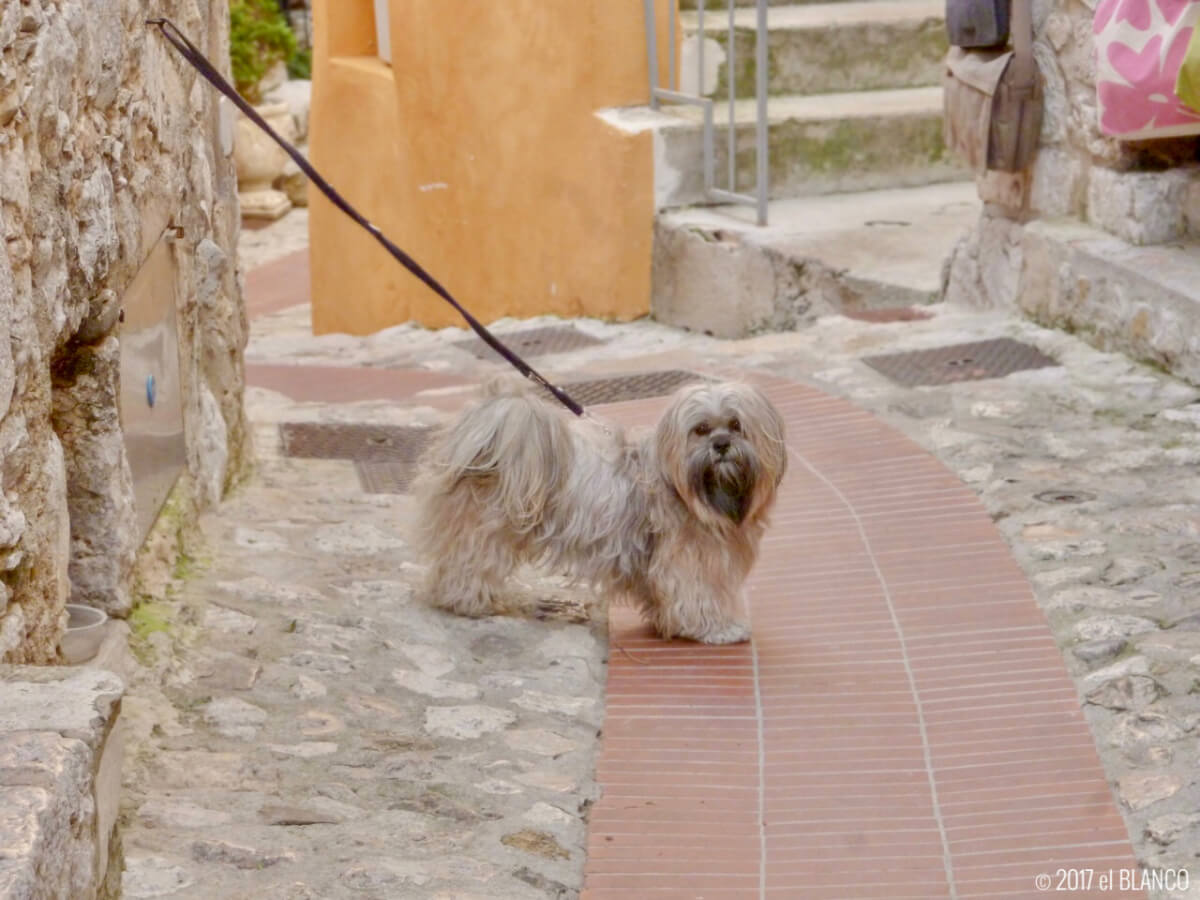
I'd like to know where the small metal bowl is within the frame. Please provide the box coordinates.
[61,603,108,665]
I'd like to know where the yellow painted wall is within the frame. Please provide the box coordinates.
[308,0,673,334]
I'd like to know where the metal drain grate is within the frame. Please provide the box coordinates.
[279,423,435,495]
[861,338,1058,387]
[355,461,421,494]
[453,325,605,361]
[279,422,433,462]
[553,370,705,406]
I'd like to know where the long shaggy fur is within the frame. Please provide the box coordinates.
[411,377,786,643]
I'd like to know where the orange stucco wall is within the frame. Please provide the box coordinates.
[308,0,673,334]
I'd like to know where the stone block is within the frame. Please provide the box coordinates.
[1030,147,1085,218]
[651,222,780,338]
[0,665,125,899]
[1087,167,1190,246]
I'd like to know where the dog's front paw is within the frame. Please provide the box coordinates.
[695,621,752,645]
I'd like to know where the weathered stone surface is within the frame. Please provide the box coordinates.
[503,729,582,758]
[191,838,296,869]
[1085,675,1164,711]
[0,0,249,659]
[135,798,233,830]
[1118,771,1183,811]
[0,786,94,900]
[0,667,124,899]
[1087,168,1190,247]
[195,653,261,691]
[202,604,257,635]
[500,829,570,861]
[1072,637,1127,665]
[52,335,136,620]
[393,669,481,701]
[121,855,195,898]
[201,697,268,741]
[1146,812,1200,846]
[1073,615,1159,642]
[0,666,123,750]
[424,705,517,740]
[259,803,343,826]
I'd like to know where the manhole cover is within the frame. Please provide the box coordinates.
[861,338,1058,387]
[1035,489,1097,505]
[453,325,605,361]
[553,370,705,406]
[278,422,433,462]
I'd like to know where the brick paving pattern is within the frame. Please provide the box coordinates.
[582,383,1139,899]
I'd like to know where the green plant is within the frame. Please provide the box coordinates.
[287,45,311,80]
[229,0,297,103]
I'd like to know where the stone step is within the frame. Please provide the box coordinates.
[680,1,947,100]
[601,86,965,205]
[653,181,981,337]
[949,216,1200,385]
[680,0,848,8]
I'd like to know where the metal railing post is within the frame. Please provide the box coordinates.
[644,0,660,108]
[727,0,736,193]
[755,0,768,225]
[643,0,768,225]
[669,0,677,91]
[699,0,713,193]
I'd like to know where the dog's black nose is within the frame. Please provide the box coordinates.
[713,436,731,455]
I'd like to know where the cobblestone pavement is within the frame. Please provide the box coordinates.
[240,297,1200,893]
[119,314,607,894]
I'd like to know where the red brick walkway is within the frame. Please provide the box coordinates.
[582,381,1138,899]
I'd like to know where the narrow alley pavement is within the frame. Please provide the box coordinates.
[117,215,1200,899]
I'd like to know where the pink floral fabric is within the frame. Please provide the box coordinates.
[1094,0,1200,137]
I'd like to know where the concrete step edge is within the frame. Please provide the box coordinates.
[681,0,945,31]
[639,85,946,129]
[652,182,982,337]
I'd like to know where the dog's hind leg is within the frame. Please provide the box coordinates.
[417,488,522,617]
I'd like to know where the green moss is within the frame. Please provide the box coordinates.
[128,601,173,663]
[172,547,206,581]
[130,602,171,640]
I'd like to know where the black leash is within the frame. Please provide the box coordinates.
[146,17,584,417]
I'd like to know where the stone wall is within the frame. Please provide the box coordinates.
[0,0,250,663]
[1021,0,1200,230]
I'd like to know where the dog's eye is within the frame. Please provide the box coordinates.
[692,423,711,437]
[729,418,741,433]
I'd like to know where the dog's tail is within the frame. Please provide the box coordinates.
[419,377,572,531]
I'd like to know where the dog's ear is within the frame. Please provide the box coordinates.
[653,385,700,498]
[731,383,787,487]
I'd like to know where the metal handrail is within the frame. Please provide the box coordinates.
[644,0,769,226]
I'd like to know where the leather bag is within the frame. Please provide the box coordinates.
[943,0,1042,172]
[946,0,1010,49]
